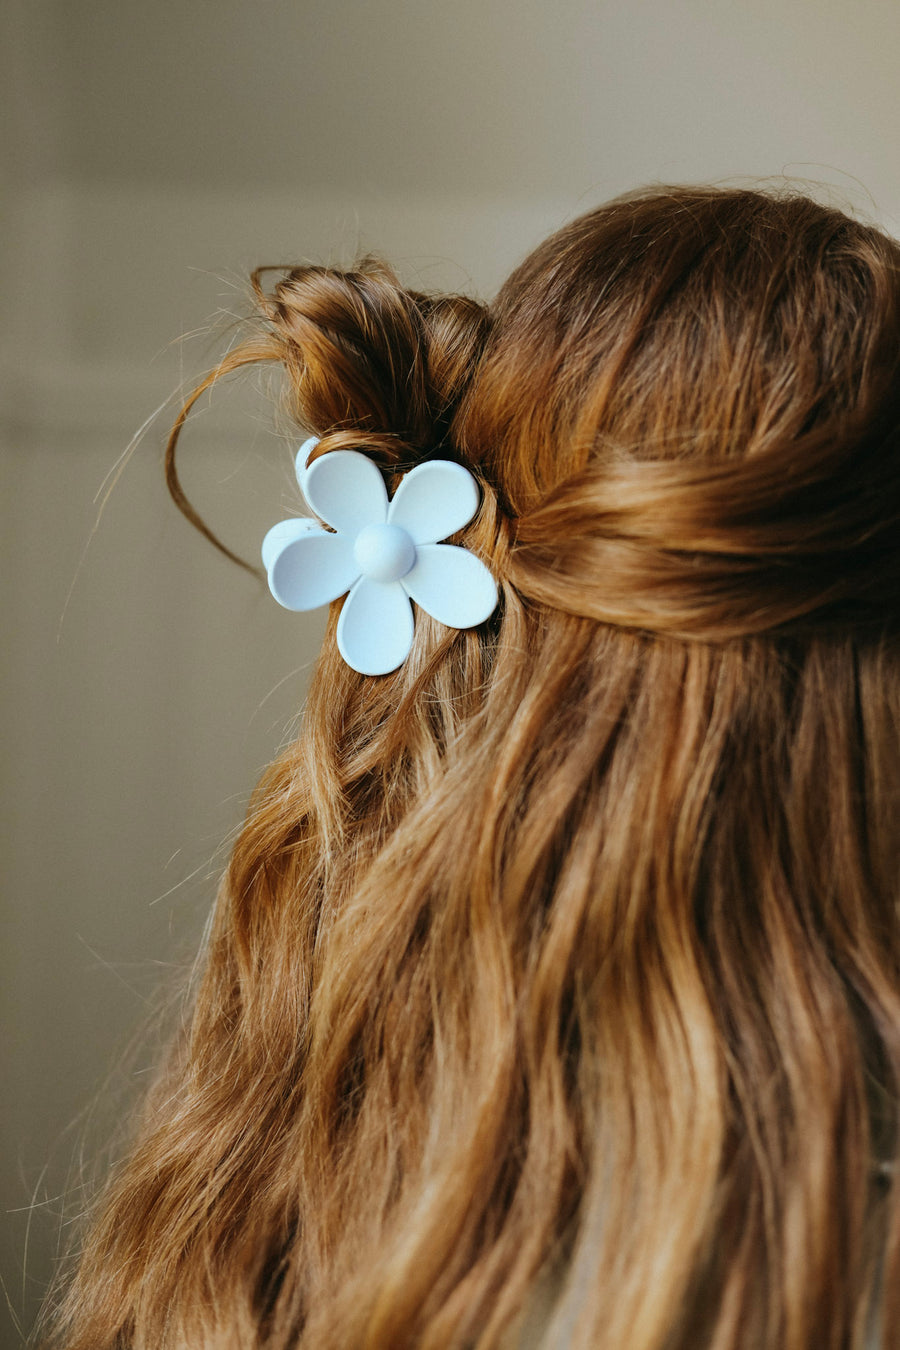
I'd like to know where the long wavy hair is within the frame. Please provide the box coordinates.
[47,186,900,1349]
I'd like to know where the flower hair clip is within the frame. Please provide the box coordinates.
[262,438,499,675]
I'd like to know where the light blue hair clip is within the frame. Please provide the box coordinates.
[262,438,499,675]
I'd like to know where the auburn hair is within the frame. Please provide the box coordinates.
[45,186,900,1349]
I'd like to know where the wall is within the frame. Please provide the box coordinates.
[3,0,900,1337]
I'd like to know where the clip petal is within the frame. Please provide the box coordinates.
[261,516,324,573]
[268,531,360,611]
[401,543,498,628]
[337,577,416,675]
[294,435,321,489]
[303,450,389,535]
[387,459,480,544]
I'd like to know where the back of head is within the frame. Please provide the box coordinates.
[50,186,900,1350]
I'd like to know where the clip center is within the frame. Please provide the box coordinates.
[353,522,417,583]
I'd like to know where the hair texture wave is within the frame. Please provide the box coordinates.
[47,186,900,1350]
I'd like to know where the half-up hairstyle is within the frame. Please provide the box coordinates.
[47,187,900,1350]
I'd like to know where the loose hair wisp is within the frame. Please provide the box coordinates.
[49,187,900,1350]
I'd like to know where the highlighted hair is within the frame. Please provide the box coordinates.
[49,186,900,1349]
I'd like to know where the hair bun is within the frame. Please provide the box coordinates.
[256,260,490,466]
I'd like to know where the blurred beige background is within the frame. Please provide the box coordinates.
[3,0,900,1339]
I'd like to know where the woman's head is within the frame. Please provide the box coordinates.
[53,186,900,1350]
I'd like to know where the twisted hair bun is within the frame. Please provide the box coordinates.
[507,416,900,638]
[164,259,491,567]
[255,258,491,466]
